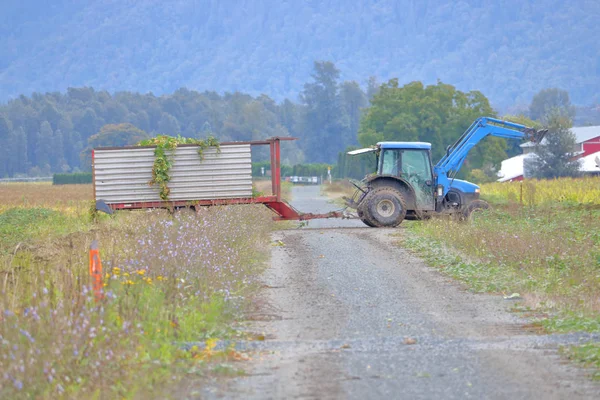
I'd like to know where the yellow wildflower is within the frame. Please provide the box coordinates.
[136,269,146,276]
[205,338,218,351]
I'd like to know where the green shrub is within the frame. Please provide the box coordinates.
[52,172,93,185]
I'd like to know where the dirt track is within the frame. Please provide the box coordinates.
[200,185,599,399]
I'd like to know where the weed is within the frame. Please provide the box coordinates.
[560,344,600,380]
[137,135,220,201]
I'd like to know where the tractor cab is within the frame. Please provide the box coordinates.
[377,142,436,210]
[346,142,436,219]
[377,142,433,180]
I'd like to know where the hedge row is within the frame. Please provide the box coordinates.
[53,173,93,185]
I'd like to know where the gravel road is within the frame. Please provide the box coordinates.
[199,185,599,399]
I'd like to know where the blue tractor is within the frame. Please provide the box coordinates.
[344,117,547,227]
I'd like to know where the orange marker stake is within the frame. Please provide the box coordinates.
[89,240,104,302]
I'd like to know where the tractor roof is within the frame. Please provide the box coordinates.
[378,141,431,150]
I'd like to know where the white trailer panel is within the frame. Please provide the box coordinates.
[93,144,252,204]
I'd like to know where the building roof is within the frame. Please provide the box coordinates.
[497,153,537,182]
[580,151,600,173]
[378,141,431,150]
[521,125,600,148]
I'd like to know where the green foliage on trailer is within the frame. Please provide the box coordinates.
[137,135,220,201]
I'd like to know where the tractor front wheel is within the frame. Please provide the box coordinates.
[365,188,407,227]
[462,200,490,221]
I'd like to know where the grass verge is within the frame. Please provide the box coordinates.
[1,197,274,398]
[401,198,600,378]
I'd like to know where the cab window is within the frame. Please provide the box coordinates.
[380,149,431,180]
[381,149,401,175]
[401,150,431,181]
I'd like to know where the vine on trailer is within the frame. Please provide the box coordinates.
[137,135,220,201]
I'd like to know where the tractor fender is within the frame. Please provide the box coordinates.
[445,187,480,212]
[364,175,417,209]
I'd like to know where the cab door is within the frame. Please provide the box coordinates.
[380,149,435,210]
[400,150,435,210]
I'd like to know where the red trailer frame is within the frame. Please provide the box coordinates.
[93,137,343,221]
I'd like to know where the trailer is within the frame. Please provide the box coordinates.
[93,137,343,221]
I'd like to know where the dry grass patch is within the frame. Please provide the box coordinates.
[252,179,292,200]
[0,183,92,213]
[321,180,355,204]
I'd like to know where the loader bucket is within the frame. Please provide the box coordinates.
[525,128,548,144]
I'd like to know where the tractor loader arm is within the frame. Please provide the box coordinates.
[434,117,547,196]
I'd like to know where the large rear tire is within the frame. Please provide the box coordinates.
[365,188,407,227]
[462,200,489,221]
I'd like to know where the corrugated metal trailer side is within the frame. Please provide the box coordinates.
[93,144,252,204]
[93,137,344,221]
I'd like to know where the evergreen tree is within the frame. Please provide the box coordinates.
[35,121,54,169]
[300,61,345,163]
[0,116,12,177]
[529,111,581,178]
[339,81,368,147]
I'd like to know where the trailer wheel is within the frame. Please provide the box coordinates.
[365,188,407,227]
[462,200,489,221]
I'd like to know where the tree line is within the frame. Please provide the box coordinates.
[0,60,586,182]
[0,61,372,178]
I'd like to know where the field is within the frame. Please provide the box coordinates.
[482,176,600,206]
[0,182,93,213]
[0,183,275,398]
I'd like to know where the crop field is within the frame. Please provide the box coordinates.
[0,183,275,398]
[482,176,600,206]
[0,182,93,213]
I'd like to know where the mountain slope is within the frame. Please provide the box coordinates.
[1,0,599,107]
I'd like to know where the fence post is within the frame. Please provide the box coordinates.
[89,240,104,302]
[519,181,523,205]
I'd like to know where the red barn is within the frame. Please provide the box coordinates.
[497,125,600,181]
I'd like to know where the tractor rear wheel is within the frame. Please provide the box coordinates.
[365,188,407,227]
[462,200,489,221]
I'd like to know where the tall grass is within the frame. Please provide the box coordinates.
[405,204,600,312]
[0,205,274,398]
